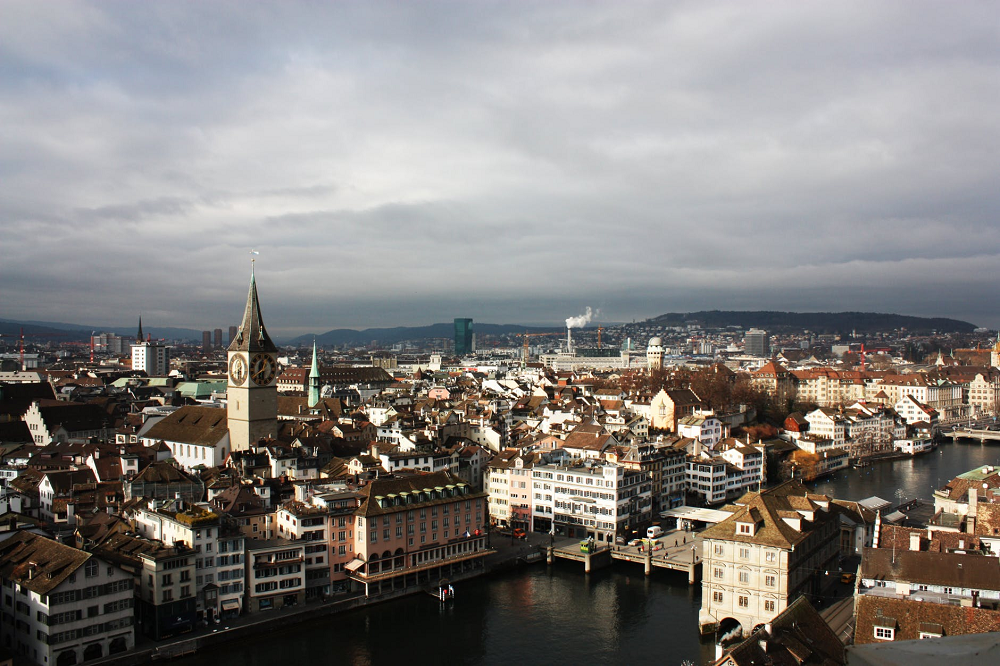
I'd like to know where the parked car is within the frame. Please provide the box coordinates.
[512,528,527,539]
[841,572,855,584]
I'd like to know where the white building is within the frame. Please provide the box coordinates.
[275,501,331,601]
[677,415,726,450]
[140,405,231,471]
[686,440,765,505]
[131,341,170,376]
[0,532,135,665]
[804,409,847,448]
[23,401,113,446]
[894,395,937,426]
[244,539,305,613]
[530,459,652,543]
[132,502,243,621]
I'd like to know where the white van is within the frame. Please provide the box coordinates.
[646,525,664,539]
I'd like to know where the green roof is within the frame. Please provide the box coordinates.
[957,465,998,481]
[176,381,227,398]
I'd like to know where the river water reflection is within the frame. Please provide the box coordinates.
[175,440,1000,666]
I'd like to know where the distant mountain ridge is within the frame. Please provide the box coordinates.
[289,323,563,347]
[0,319,204,343]
[646,311,977,334]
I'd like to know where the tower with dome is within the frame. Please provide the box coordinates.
[647,336,664,370]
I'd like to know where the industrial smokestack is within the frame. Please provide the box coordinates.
[567,328,573,353]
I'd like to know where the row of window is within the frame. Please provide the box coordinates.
[161,586,190,602]
[710,544,777,562]
[48,579,133,606]
[254,578,302,594]
[256,564,301,579]
[43,616,134,645]
[710,591,775,612]
[360,502,476,528]
[712,569,777,587]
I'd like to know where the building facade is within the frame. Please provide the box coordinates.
[530,459,653,542]
[347,471,488,597]
[698,481,841,638]
[0,533,135,666]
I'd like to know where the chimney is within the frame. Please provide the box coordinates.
[909,532,921,551]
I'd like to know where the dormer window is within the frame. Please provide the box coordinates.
[737,522,756,536]
[874,626,894,640]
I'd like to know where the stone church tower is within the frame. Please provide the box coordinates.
[227,266,278,451]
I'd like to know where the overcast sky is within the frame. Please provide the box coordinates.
[2,1,999,336]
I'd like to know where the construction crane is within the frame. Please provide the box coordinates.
[517,332,560,368]
[0,327,68,370]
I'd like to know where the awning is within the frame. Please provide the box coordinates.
[345,559,365,572]
[221,599,241,611]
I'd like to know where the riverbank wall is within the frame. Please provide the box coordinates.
[86,546,547,666]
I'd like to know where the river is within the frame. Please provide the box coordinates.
[174,440,1000,666]
[808,439,1000,504]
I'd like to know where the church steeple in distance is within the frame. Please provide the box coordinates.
[308,338,320,407]
[136,315,143,344]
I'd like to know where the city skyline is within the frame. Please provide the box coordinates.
[2,1,999,336]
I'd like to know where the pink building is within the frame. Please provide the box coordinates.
[347,471,489,596]
[274,491,361,598]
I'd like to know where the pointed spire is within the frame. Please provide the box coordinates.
[228,264,277,353]
[308,338,320,408]
[137,315,144,344]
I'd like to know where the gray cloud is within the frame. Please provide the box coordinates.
[1,0,998,335]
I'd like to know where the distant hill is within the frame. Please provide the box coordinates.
[0,319,204,343]
[646,311,977,334]
[289,323,563,347]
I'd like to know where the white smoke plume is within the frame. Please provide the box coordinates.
[565,307,594,329]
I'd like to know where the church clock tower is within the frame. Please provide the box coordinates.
[227,264,278,452]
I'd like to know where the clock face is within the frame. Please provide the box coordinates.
[229,355,248,386]
[249,353,277,386]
